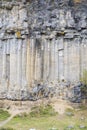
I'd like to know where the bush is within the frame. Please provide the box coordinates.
[29,104,57,117]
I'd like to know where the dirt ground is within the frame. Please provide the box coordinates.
[0,98,76,115]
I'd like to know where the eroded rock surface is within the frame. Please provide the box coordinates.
[0,0,87,102]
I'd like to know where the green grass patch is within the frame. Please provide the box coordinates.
[14,104,57,119]
[2,105,87,130]
[29,104,58,117]
[0,109,10,121]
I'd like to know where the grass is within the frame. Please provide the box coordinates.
[29,104,57,117]
[0,105,87,130]
[0,109,10,122]
[0,128,15,130]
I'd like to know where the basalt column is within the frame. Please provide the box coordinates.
[64,40,68,82]
[0,1,87,100]
[8,39,17,97]
[58,38,64,81]
[21,39,27,93]
[2,41,8,98]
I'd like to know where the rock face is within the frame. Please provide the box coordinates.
[0,0,87,101]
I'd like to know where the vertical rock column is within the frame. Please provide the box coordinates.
[27,38,42,86]
[50,39,55,81]
[67,38,80,82]
[26,39,31,88]
[85,39,87,71]
[46,39,50,81]
[74,38,80,81]
[16,39,22,99]
[64,40,68,81]
[55,39,59,81]
[66,40,70,82]
[80,39,85,80]
[41,38,44,81]
[42,39,46,81]
[81,38,87,76]
[21,39,28,98]
[67,40,77,82]
[8,38,17,99]
[6,39,10,89]
[30,39,35,86]
[68,40,73,82]
[52,39,56,81]
[1,41,7,97]
[34,40,38,81]
[2,42,6,81]
[43,39,49,81]
[36,39,42,82]
[0,40,3,83]
[58,38,64,81]
[35,39,41,82]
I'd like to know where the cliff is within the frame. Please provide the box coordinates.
[0,0,87,102]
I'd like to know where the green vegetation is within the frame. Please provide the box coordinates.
[13,104,57,119]
[29,104,57,117]
[0,105,86,130]
[80,70,87,86]
[80,70,87,99]
[0,109,10,121]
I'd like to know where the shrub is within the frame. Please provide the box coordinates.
[29,104,57,117]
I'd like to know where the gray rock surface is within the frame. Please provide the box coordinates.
[0,0,87,101]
